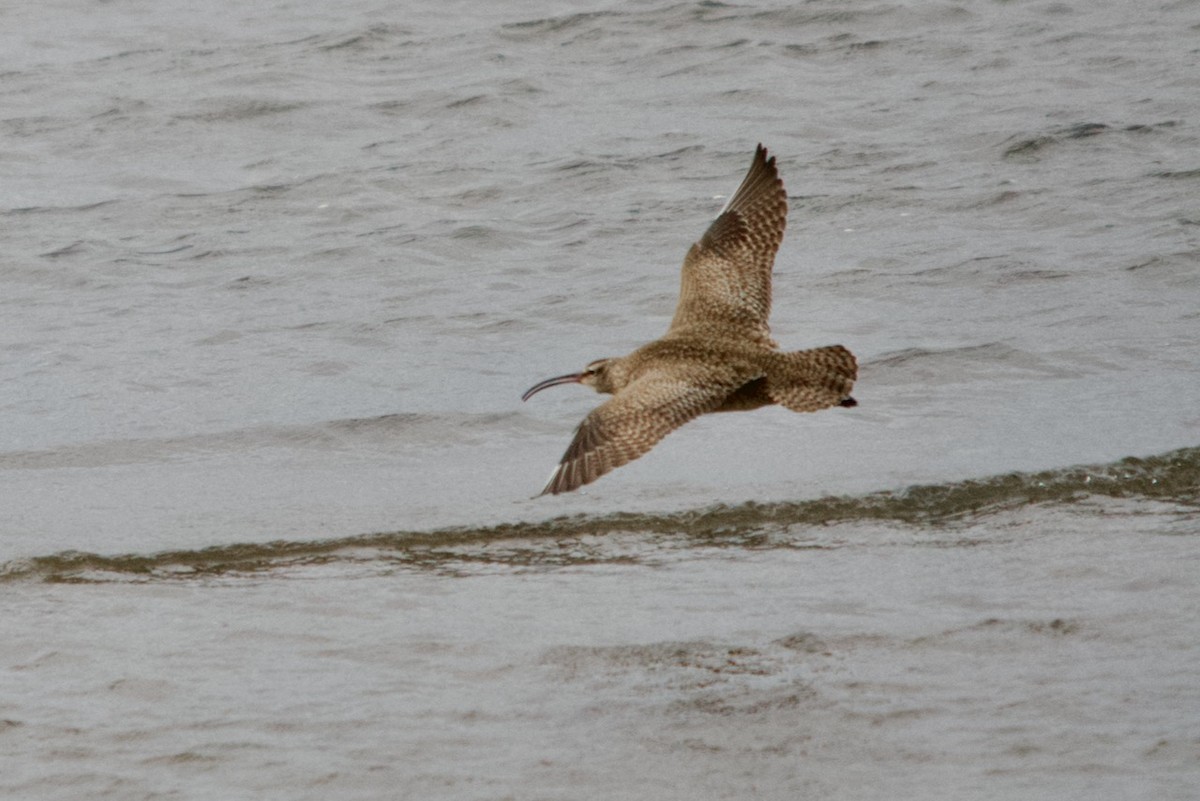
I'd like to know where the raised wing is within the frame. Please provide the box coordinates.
[539,371,739,495]
[668,144,788,342]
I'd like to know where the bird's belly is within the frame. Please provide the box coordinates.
[713,377,772,412]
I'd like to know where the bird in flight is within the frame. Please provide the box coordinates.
[523,144,857,495]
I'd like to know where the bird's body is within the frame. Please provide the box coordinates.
[523,145,857,495]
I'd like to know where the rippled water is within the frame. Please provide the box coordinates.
[4,445,1197,583]
[3,0,1199,798]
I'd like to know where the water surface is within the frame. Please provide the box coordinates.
[2,0,1198,798]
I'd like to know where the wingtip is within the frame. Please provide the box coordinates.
[754,142,774,167]
[536,464,563,497]
[744,144,778,188]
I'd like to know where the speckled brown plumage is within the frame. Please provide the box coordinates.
[523,145,857,496]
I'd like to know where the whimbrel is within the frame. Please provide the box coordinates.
[523,144,857,495]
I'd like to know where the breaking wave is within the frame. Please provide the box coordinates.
[4,446,1197,583]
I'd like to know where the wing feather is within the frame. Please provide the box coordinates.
[540,372,736,495]
[668,144,788,341]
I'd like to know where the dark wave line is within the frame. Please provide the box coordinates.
[4,446,1197,584]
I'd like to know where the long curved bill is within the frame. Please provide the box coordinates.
[522,372,583,401]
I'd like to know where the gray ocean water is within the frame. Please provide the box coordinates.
[3,0,1199,798]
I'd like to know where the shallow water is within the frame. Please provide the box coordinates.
[3,0,1199,798]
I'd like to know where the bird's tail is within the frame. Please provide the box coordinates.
[766,345,858,412]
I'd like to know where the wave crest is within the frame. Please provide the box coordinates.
[5,446,1197,584]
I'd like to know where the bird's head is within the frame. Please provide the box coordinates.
[522,358,618,401]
